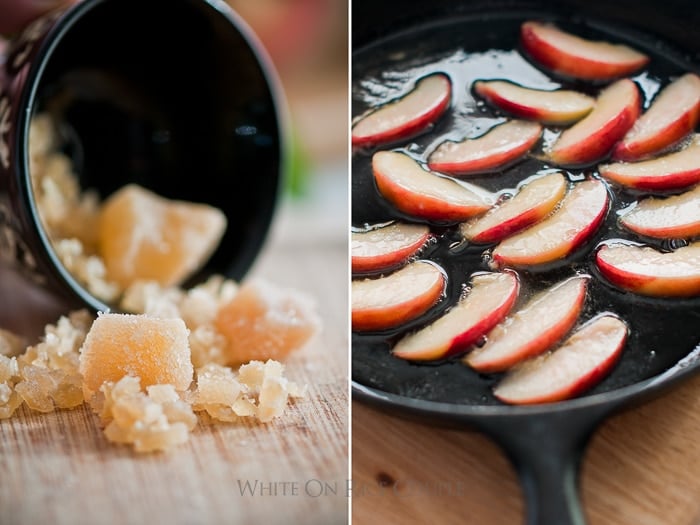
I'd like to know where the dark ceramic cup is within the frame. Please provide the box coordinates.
[0,0,285,312]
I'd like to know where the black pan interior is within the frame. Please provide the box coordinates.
[351,9,700,407]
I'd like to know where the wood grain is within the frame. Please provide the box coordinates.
[0,197,349,525]
[352,372,700,525]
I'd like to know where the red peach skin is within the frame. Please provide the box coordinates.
[352,261,446,331]
[520,21,649,81]
[596,242,700,297]
[548,79,640,167]
[466,275,588,373]
[613,73,700,161]
[393,272,519,361]
[494,314,628,405]
[352,73,451,147]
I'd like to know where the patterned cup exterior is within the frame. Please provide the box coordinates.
[0,1,284,311]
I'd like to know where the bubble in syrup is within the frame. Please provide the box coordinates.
[459,283,472,301]
[496,192,514,205]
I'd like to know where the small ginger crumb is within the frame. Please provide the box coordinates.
[54,239,120,304]
[0,355,21,419]
[193,360,306,424]
[14,310,91,412]
[97,376,197,453]
[189,325,228,369]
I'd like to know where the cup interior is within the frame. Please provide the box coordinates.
[24,0,283,309]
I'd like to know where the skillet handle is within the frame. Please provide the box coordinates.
[478,408,612,525]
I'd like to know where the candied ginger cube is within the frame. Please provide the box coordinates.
[79,313,193,401]
[215,280,320,365]
[98,184,227,288]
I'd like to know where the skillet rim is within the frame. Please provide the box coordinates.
[351,6,700,420]
[352,343,700,419]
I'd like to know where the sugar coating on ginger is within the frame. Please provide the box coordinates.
[0,354,21,419]
[79,313,193,402]
[94,376,197,453]
[215,279,321,365]
[98,184,227,289]
[2,304,310,451]
[29,115,101,252]
[119,276,321,369]
[193,360,306,423]
[14,310,92,413]
[29,113,228,304]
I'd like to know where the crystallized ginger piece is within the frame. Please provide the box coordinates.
[0,329,26,358]
[195,363,242,406]
[192,363,246,422]
[192,361,305,423]
[98,184,227,288]
[239,360,307,423]
[189,325,228,368]
[18,309,92,372]
[79,313,193,401]
[0,355,21,419]
[15,365,83,412]
[99,376,196,453]
[13,310,90,412]
[215,280,320,365]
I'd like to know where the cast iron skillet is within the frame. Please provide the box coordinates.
[351,1,700,523]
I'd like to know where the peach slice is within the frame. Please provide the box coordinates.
[79,313,193,401]
[352,73,451,147]
[620,185,700,239]
[352,222,431,274]
[473,80,595,125]
[613,73,700,161]
[492,179,608,268]
[427,120,542,175]
[461,172,568,244]
[548,79,640,167]
[599,136,700,191]
[595,242,700,297]
[494,314,628,405]
[392,271,519,361]
[465,275,588,373]
[520,21,649,81]
[352,261,446,331]
[373,150,493,221]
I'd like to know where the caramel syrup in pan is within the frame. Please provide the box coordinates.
[351,14,700,405]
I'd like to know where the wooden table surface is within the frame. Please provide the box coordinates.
[352,373,700,525]
[0,171,349,525]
